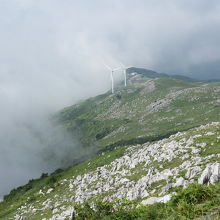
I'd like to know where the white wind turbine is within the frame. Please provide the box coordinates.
[120,62,131,87]
[103,63,121,94]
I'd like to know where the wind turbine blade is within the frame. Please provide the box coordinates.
[119,62,132,69]
[113,67,123,71]
[103,62,112,71]
[119,62,125,68]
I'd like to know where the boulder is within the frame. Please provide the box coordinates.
[46,188,54,194]
[198,163,220,184]
[141,194,172,205]
[173,177,185,187]
[186,166,201,179]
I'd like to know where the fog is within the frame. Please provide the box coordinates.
[1,0,220,197]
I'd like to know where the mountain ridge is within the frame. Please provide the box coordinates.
[128,67,220,82]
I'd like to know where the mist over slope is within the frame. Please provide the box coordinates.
[56,71,220,152]
[0,113,85,198]
[0,70,219,219]
[1,66,219,199]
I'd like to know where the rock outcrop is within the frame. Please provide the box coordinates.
[198,162,220,184]
[11,122,220,220]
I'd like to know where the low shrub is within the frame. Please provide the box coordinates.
[171,184,214,206]
[74,184,220,220]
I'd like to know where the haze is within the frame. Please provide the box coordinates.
[0,0,220,198]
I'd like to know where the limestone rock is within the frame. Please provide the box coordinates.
[198,163,220,184]
[173,177,186,187]
[186,166,202,179]
[46,188,54,194]
[141,194,172,205]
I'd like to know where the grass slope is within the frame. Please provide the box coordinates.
[0,74,220,219]
[56,75,220,152]
[0,122,219,219]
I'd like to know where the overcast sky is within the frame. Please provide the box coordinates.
[0,0,220,198]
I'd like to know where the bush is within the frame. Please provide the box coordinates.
[40,173,48,179]
[75,202,96,220]
[171,184,214,206]
[54,168,64,174]
[28,195,36,202]
[137,203,167,220]
[170,184,216,218]
[46,176,58,186]
[75,199,167,220]
[75,200,126,220]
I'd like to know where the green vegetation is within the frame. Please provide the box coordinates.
[0,146,127,219]
[0,122,219,219]
[75,183,220,220]
[0,74,219,219]
[54,75,220,154]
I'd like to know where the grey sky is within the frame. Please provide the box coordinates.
[0,0,220,197]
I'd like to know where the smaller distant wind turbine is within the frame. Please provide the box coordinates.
[103,62,121,94]
[120,62,131,87]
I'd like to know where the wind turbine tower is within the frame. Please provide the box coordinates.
[103,63,121,93]
[120,62,131,87]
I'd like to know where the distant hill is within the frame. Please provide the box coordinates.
[127,67,197,82]
[127,67,220,82]
[55,73,220,154]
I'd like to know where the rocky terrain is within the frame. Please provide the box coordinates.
[9,122,220,220]
[0,72,220,219]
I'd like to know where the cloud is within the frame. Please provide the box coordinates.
[0,0,220,197]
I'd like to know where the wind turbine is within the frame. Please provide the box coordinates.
[120,62,131,87]
[103,63,121,94]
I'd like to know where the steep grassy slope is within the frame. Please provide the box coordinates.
[56,73,220,152]
[1,122,220,219]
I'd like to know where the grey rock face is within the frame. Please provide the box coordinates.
[186,166,202,179]
[198,163,220,184]
[141,194,172,205]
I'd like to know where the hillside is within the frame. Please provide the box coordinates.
[56,71,220,153]
[1,122,220,219]
[0,70,220,219]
